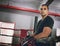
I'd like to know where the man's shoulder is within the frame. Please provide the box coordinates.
[47,16,54,21]
[46,16,54,24]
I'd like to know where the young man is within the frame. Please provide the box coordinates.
[23,4,54,46]
[31,4,54,46]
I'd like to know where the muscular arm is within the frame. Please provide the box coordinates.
[34,27,52,39]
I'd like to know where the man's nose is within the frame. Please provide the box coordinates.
[41,11,44,13]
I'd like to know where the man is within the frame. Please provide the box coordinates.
[23,4,54,46]
[31,4,54,46]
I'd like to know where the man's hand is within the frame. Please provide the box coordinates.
[34,35,39,40]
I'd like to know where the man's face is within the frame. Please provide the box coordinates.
[40,6,48,17]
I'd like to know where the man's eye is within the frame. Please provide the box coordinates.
[44,8,46,10]
[41,8,43,10]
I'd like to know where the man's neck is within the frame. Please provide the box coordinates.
[42,15,48,20]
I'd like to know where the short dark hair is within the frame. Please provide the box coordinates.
[41,4,49,10]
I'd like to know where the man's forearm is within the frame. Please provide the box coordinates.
[33,27,52,40]
[33,32,48,39]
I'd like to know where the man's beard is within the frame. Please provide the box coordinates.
[41,14,46,17]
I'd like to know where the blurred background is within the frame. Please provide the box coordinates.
[0,0,60,46]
